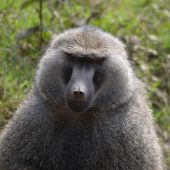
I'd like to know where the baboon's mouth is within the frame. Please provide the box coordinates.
[70,99,87,103]
[66,99,89,113]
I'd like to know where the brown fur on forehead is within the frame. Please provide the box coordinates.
[50,26,126,58]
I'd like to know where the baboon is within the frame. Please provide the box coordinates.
[0,26,165,170]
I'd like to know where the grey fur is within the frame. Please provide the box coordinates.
[0,26,165,170]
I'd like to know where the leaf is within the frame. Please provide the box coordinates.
[21,0,38,9]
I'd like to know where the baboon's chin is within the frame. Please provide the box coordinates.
[66,100,90,113]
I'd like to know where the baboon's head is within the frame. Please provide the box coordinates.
[36,26,135,113]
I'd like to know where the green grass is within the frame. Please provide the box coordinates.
[0,0,170,167]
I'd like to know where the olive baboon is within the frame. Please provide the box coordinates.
[0,26,165,170]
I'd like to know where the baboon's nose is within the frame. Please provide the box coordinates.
[71,89,86,102]
[73,90,84,97]
[71,82,87,102]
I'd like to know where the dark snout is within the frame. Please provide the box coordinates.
[70,81,87,102]
[66,65,95,113]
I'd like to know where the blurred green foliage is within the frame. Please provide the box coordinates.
[0,0,170,167]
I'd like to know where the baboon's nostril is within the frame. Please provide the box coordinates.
[73,90,84,97]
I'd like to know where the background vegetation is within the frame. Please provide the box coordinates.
[0,0,169,168]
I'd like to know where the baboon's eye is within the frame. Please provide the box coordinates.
[62,66,73,84]
[93,69,105,90]
[86,57,93,63]
[66,53,79,62]
[90,57,106,65]
[86,57,106,64]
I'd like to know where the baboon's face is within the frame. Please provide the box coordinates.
[37,27,134,114]
[63,54,105,113]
